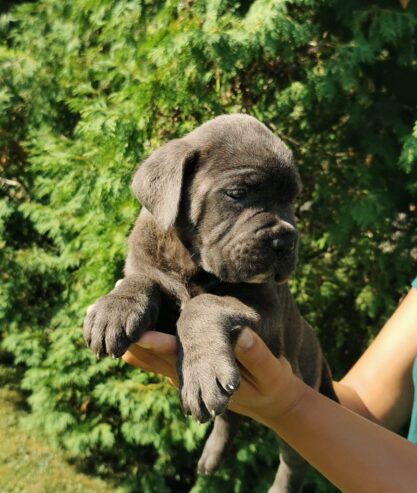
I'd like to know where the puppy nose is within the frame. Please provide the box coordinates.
[271,230,296,253]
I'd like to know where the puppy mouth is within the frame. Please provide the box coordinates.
[199,235,297,284]
[274,271,291,284]
[201,258,292,285]
[245,272,273,284]
[245,268,292,285]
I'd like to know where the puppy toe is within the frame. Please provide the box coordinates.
[200,385,230,418]
[83,311,95,347]
[181,387,210,423]
[125,310,149,341]
[216,365,241,396]
[203,401,228,419]
[105,329,131,358]
[89,319,107,358]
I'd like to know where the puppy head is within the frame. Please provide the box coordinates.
[133,114,301,284]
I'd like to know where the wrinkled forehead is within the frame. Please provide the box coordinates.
[186,114,300,193]
[197,137,299,194]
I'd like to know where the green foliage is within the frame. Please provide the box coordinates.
[0,0,416,491]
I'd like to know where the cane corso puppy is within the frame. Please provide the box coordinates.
[83,114,337,493]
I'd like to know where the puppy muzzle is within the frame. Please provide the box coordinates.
[200,230,298,284]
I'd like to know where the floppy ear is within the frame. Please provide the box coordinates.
[132,139,199,230]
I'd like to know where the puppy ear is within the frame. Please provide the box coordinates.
[132,139,199,230]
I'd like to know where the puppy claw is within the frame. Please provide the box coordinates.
[210,409,216,418]
[231,325,243,332]
[96,352,101,360]
[226,383,235,391]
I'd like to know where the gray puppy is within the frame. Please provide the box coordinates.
[84,114,337,493]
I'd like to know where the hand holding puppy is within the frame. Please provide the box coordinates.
[122,327,304,428]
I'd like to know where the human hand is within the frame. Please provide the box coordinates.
[122,328,305,429]
[226,328,305,427]
[122,331,178,384]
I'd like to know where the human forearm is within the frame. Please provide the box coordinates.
[266,379,417,493]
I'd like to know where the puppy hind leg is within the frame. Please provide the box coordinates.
[197,411,242,475]
[268,441,308,493]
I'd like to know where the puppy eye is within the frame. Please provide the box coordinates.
[225,188,247,200]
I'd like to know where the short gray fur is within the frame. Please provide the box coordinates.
[84,114,337,493]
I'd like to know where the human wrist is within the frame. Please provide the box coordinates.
[260,373,309,430]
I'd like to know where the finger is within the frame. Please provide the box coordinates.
[136,331,178,355]
[234,328,285,392]
[123,345,178,382]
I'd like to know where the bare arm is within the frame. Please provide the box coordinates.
[335,288,417,429]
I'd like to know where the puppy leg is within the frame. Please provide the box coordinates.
[269,441,308,493]
[176,293,260,422]
[198,411,242,475]
[83,275,160,358]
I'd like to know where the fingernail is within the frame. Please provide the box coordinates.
[137,337,153,349]
[137,342,153,349]
[237,328,255,349]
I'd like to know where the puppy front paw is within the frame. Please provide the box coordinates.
[83,292,158,359]
[179,352,240,423]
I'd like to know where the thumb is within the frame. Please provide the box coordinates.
[233,328,302,423]
[235,328,289,392]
